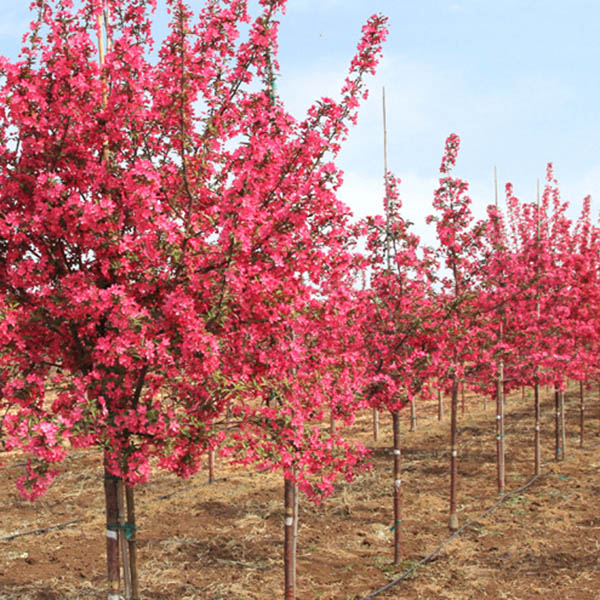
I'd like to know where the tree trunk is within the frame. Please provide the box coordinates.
[392,410,402,564]
[330,408,336,436]
[534,381,541,476]
[103,458,121,600]
[208,449,215,484]
[437,388,443,421]
[554,385,562,461]
[284,477,295,600]
[461,382,465,415]
[449,377,459,531]
[580,380,585,448]
[560,389,566,461]
[373,407,379,442]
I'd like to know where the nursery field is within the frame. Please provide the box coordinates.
[2,386,600,600]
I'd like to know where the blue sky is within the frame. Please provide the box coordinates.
[1,0,598,244]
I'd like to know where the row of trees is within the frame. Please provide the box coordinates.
[1,1,598,598]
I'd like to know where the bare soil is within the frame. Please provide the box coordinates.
[2,385,600,599]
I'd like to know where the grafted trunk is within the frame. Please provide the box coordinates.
[580,381,585,448]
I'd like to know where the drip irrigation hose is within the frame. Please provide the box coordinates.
[1,400,599,551]
[0,519,86,542]
[0,467,269,541]
[357,471,546,600]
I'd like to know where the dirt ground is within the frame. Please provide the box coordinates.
[2,385,600,600]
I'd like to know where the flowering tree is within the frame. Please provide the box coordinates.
[0,0,387,598]
[361,172,437,561]
[567,197,600,447]
[501,167,579,469]
[427,134,485,531]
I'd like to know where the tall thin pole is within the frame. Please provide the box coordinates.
[284,477,295,600]
[494,167,505,494]
[103,463,121,600]
[383,86,403,559]
[116,480,132,600]
[392,411,402,564]
[449,378,459,531]
[496,340,505,494]
[98,8,121,599]
[409,399,417,432]
[494,166,499,208]
[383,87,389,181]
[373,85,391,443]
[534,179,541,475]
[125,486,140,600]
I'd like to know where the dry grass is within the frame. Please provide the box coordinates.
[2,385,600,599]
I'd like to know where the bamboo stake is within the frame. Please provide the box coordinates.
[103,461,121,600]
[292,478,298,597]
[283,477,295,600]
[533,180,541,475]
[449,377,459,531]
[97,8,122,598]
[409,399,417,432]
[372,408,379,442]
[116,480,132,600]
[496,358,505,494]
[392,411,402,564]
[125,486,140,600]
[381,85,404,559]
